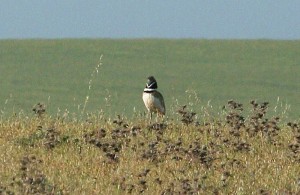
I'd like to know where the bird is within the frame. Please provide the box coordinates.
[142,76,166,119]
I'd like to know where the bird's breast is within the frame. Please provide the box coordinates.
[142,92,165,114]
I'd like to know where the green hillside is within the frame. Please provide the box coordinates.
[0,39,299,119]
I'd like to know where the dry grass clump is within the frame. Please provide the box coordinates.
[5,155,62,194]
[0,100,300,194]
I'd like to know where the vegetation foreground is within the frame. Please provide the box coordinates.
[0,100,300,194]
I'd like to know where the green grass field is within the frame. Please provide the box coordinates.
[1,39,300,119]
[1,39,300,194]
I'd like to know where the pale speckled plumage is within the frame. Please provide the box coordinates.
[142,91,165,115]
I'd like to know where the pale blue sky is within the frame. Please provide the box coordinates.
[1,0,299,39]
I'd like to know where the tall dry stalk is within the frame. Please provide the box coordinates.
[81,55,103,115]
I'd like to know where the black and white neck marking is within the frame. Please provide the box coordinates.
[146,81,157,89]
[144,81,157,93]
[144,76,158,93]
[144,88,156,93]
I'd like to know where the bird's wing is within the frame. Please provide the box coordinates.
[154,91,166,115]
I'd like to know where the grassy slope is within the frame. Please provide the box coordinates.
[1,39,300,193]
[0,39,300,119]
[0,104,300,194]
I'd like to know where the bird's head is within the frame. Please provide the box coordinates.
[145,76,158,89]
